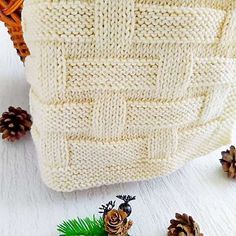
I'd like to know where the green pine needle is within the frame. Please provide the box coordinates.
[57,215,107,236]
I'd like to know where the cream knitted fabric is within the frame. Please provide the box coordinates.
[22,0,236,191]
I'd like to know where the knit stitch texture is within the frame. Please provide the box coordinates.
[22,0,236,191]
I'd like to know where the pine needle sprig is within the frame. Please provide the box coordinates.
[57,215,107,236]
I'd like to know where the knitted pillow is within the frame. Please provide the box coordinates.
[22,0,236,191]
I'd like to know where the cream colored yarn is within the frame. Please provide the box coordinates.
[22,0,236,191]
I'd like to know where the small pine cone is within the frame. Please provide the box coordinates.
[104,209,133,236]
[0,106,32,142]
[220,145,236,178]
[168,213,203,236]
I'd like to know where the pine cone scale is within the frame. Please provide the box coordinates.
[0,126,4,132]
[178,232,185,236]
[19,124,25,131]
[8,123,14,128]
[16,115,24,120]
[2,130,9,139]
[22,119,32,129]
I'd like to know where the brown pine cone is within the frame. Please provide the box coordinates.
[104,209,133,236]
[168,213,203,236]
[220,145,236,178]
[0,106,32,142]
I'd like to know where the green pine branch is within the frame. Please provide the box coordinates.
[57,215,107,236]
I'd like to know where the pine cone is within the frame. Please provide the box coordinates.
[220,145,236,178]
[0,106,32,142]
[104,209,133,236]
[168,213,203,236]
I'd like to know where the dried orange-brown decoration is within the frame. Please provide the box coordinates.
[104,209,133,236]
[0,0,30,61]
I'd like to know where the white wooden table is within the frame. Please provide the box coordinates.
[0,23,236,236]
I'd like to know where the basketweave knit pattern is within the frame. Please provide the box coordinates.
[22,0,236,191]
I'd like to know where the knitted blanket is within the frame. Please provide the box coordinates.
[22,0,236,191]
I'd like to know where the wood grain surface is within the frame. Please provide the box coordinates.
[0,23,235,236]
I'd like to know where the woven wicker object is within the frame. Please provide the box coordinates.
[21,0,236,191]
[0,0,29,61]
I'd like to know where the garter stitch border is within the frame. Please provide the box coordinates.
[22,0,236,191]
